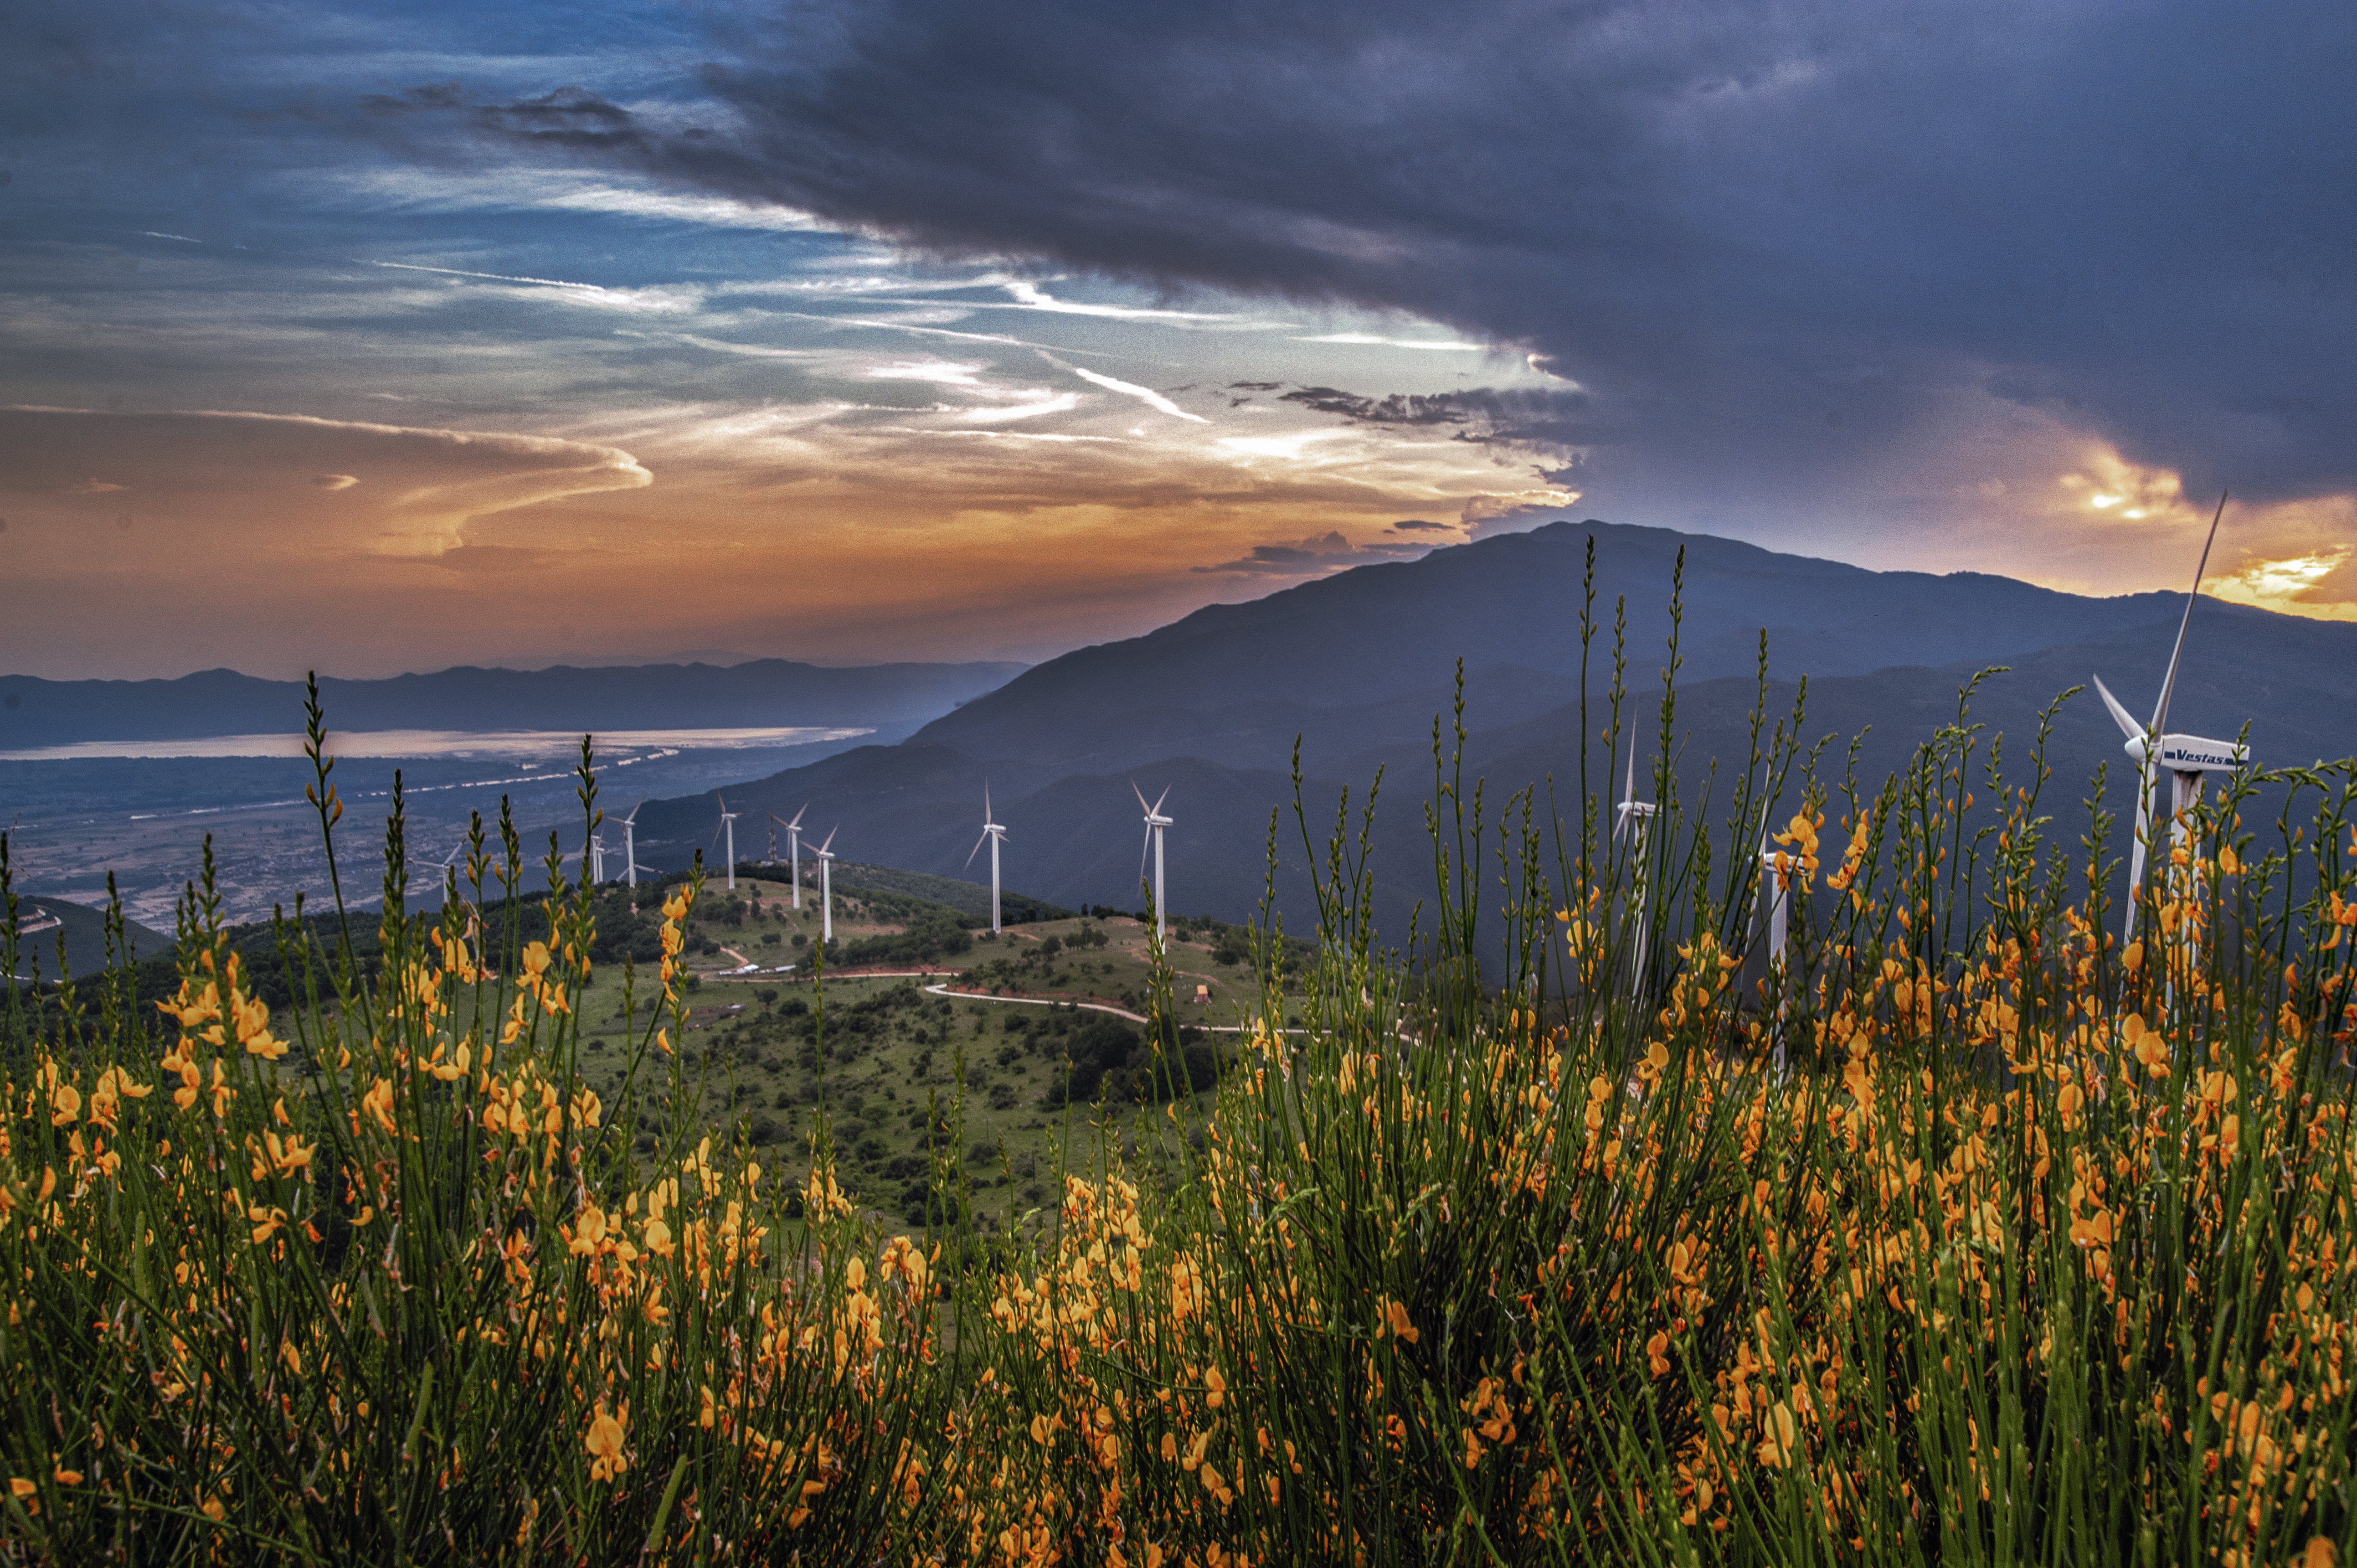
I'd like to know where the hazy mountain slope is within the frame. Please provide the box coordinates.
[905,520,2193,774]
[0,659,1026,748]
[636,521,2357,931]
[1441,596,2349,813]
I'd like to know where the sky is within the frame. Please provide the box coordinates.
[4,0,2355,681]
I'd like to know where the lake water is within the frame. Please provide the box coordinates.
[0,726,871,762]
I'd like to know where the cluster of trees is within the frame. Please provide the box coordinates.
[1019,1010,1217,1106]
[827,907,972,968]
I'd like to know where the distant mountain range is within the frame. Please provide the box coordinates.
[0,659,1028,749]
[626,520,2357,935]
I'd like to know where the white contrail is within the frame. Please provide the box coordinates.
[1066,365,1209,422]
[369,261,609,291]
[1000,281,1236,321]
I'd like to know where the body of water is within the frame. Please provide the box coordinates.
[0,726,871,762]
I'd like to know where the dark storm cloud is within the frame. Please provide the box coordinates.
[1279,389,1469,427]
[462,0,2357,510]
[472,87,652,152]
[1279,385,1601,449]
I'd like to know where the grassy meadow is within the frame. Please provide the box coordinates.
[5,554,2357,1564]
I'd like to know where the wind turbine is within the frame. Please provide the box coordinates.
[1614,745,1658,1004]
[1133,782,1172,941]
[620,801,646,889]
[965,785,1008,934]
[713,792,739,891]
[2091,492,2252,957]
[769,806,808,909]
[588,832,606,886]
[812,827,838,944]
[1738,768,1793,1068]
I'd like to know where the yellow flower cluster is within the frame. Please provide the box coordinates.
[3,754,2355,1564]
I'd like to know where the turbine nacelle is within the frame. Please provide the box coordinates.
[2148,734,2250,773]
[2093,673,2253,775]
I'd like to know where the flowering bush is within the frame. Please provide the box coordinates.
[2,590,2354,1564]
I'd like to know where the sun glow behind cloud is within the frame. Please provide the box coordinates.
[2034,449,2357,621]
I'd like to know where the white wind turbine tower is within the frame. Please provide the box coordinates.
[1133,782,1173,941]
[812,827,839,944]
[965,785,1008,934]
[769,806,808,909]
[2091,491,2252,962]
[1740,767,1794,1070]
[620,802,646,889]
[588,833,606,886]
[1614,745,1658,1004]
[714,792,740,891]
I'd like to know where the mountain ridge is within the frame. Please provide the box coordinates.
[441,520,2357,930]
[0,658,1028,749]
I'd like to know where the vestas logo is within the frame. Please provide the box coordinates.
[2158,736,2248,770]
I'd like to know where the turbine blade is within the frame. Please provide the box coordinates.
[819,827,836,854]
[1133,779,1151,814]
[2150,489,2230,740]
[1152,786,1170,817]
[965,830,989,870]
[984,782,993,820]
[1613,745,1638,845]
[624,801,642,825]
[1140,824,1154,887]
[2092,673,2144,742]
[716,791,727,814]
[789,803,807,829]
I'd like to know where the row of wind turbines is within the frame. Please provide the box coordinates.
[575,780,1179,954]
[1612,493,2252,1023]
[569,795,843,939]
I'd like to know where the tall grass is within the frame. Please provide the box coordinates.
[3,550,2355,1564]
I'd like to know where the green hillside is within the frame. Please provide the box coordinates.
[6,895,172,982]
